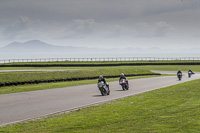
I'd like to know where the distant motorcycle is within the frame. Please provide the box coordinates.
[119,79,129,90]
[188,71,192,78]
[98,81,110,96]
[177,73,182,81]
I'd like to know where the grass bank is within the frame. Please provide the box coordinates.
[1,65,199,84]
[1,78,200,132]
[138,65,200,72]
[0,75,163,95]
[0,66,154,84]
[1,64,200,71]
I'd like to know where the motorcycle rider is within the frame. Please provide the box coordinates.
[119,73,129,85]
[177,69,182,76]
[98,75,109,89]
[188,69,193,77]
[188,69,193,74]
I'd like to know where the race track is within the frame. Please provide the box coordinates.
[0,71,199,127]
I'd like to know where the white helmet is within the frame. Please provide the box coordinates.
[99,75,103,79]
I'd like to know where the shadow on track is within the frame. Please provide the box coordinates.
[93,95,103,97]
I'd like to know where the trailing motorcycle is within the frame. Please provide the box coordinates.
[119,79,129,90]
[98,81,110,96]
[177,73,182,81]
[188,71,192,78]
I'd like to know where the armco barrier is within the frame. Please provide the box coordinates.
[0,73,161,87]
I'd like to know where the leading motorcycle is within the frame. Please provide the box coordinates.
[98,81,110,96]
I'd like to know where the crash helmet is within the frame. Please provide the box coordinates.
[120,73,124,77]
[99,75,103,79]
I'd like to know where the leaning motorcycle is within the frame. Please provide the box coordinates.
[98,81,110,96]
[188,71,192,78]
[119,79,129,90]
[177,73,182,81]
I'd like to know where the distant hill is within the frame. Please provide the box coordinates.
[0,40,199,54]
[0,40,100,54]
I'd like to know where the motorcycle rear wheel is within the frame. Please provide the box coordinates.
[126,84,129,90]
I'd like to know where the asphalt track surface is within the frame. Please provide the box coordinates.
[0,71,199,127]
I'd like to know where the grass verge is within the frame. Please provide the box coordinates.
[1,77,200,132]
[1,65,200,71]
[0,66,154,84]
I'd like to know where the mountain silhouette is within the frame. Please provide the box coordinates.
[0,40,98,53]
[1,40,196,54]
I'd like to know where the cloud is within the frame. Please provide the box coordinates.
[135,22,154,37]
[0,0,199,48]
[192,32,200,38]
[0,0,134,23]
[153,21,173,37]
[104,24,131,38]
[140,0,200,17]
[71,19,96,34]
[60,20,174,39]
[2,16,27,37]
[58,19,97,39]
[134,21,173,38]
[1,16,42,40]
[0,17,98,41]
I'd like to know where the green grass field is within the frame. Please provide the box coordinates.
[0,65,198,95]
[0,66,154,84]
[0,63,200,132]
[0,75,164,95]
[1,78,200,132]
[0,65,199,84]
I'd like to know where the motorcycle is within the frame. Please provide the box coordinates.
[177,73,182,81]
[188,71,192,78]
[119,79,129,90]
[98,81,110,96]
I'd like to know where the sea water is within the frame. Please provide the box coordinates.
[1,53,200,60]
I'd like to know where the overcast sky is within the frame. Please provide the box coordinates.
[0,0,200,49]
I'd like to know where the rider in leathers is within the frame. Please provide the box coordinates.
[119,73,129,85]
[98,75,109,89]
[177,69,182,76]
[188,69,193,74]
[188,69,193,77]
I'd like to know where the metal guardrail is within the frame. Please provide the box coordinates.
[0,57,200,64]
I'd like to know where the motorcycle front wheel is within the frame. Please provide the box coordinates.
[122,84,126,90]
[101,88,107,96]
